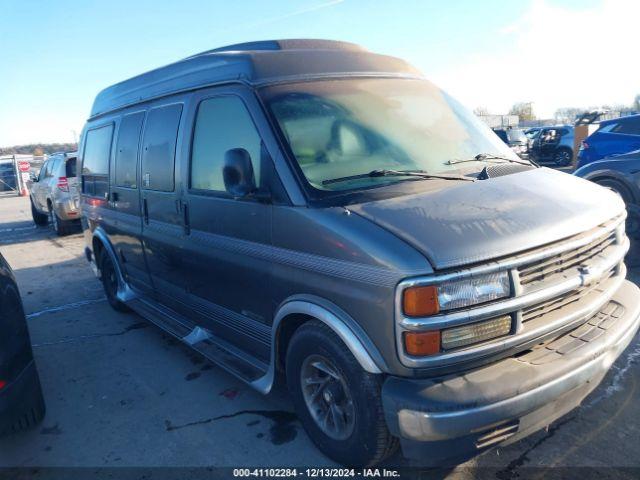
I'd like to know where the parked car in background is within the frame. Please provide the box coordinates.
[574,149,640,239]
[80,39,639,466]
[529,125,574,166]
[0,161,17,193]
[29,152,80,236]
[493,127,528,157]
[577,114,640,169]
[0,251,46,435]
[524,127,542,138]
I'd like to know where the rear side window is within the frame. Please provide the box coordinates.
[494,130,508,142]
[51,158,63,177]
[37,160,49,181]
[82,125,113,175]
[115,112,145,188]
[65,158,77,178]
[612,117,640,135]
[598,123,617,133]
[190,96,261,192]
[141,104,182,192]
[82,124,114,196]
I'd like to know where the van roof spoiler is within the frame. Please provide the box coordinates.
[185,39,367,59]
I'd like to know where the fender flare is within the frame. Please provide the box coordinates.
[91,228,137,303]
[252,294,387,394]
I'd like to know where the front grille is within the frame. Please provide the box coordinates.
[518,230,616,285]
[396,215,625,369]
[522,269,615,323]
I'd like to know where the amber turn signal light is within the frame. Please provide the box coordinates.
[403,285,439,317]
[404,330,441,356]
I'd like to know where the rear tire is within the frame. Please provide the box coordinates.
[286,321,398,466]
[99,249,130,313]
[553,148,573,167]
[30,199,48,226]
[48,204,74,236]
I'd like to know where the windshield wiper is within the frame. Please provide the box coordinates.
[447,153,536,167]
[322,169,474,186]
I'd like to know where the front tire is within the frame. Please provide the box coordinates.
[99,250,130,312]
[286,321,398,466]
[30,199,48,226]
[596,178,634,205]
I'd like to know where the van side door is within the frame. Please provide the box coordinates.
[80,122,117,246]
[109,111,154,294]
[139,101,192,315]
[180,88,278,361]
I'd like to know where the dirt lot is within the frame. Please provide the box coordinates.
[0,194,639,478]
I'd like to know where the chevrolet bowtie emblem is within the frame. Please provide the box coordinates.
[578,265,592,275]
[579,265,595,286]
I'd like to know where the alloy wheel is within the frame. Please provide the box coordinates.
[300,354,355,440]
[555,150,571,166]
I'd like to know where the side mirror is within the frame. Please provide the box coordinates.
[223,148,256,199]
[29,173,38,182]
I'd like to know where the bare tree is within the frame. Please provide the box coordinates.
[554,107,585,124]
[509,102,536,121]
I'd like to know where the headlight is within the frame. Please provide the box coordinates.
[402,271,511,317]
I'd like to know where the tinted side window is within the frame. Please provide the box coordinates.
[190,96,261,192]
[598,123,618,133]
[82,125,113,175]
[50,158,63,177]
[141,104,182,192]
[37,161,48,181]
[115,112,145,188]
[613,117,640,135]
[81,124,113,196]
[494,130,508,142]
[65,158,77,178]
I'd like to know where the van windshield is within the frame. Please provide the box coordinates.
[261,78,518,193]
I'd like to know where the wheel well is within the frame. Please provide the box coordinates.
[590,175,634,203]
[92,237,105,272]
[275,313,313,374]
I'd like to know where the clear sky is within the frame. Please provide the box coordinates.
[1,0,637,146]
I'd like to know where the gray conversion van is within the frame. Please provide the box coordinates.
[79,40,640,466]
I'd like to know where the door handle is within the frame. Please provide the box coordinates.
[182,202,190,235]
[143,198,149,225]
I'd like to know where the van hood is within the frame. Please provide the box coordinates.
[349,168,624,270]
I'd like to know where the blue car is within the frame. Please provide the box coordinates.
[577,114,640,168]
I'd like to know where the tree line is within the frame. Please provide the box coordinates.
[0,143,78,156]
[475,94,640,123]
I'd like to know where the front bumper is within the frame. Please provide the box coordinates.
[382,280,640,464]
